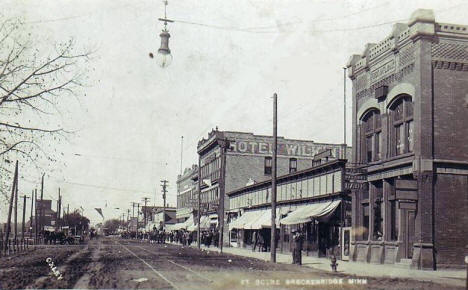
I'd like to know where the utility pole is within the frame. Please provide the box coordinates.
[271,93,278,263]
[40,173,44,235]
[142,197,150,229]
[343,66,347,159]
[218,138,229,253]
[14,166,18,244]
[161,180,168,228]
[180,136,184,175]
[21,195,30,242]
[136,203,140,236]
[30,190,34,238]
[34,189,38,241]
[4,161,18,252]
[57,188,62,231]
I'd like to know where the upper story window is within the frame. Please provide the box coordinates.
[289,158,297,173]
[389,96,413,156]
[360,109,381,163]
[264,157,272,175]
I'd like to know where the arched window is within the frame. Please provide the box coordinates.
[389,96,413,156]
[360,109,381,163]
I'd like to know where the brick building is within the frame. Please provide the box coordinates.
[176,164,198,222]
[197,129,350,245]
[347,9,468,269]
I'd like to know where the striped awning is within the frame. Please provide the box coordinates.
[280,200,341,225]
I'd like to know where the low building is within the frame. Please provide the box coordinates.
[227,158,350,259]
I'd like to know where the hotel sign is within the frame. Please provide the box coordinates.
[229,139,341,158]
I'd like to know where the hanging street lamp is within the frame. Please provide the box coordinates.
[150,0,174,68]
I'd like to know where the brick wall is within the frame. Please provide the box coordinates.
[434,173,468,266]
[433,67,468,160]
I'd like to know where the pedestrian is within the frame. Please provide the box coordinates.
[292,229,304,265]
[252,230,257,252]
[257,232,264,252]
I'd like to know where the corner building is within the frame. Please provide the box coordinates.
[347,9,468,269]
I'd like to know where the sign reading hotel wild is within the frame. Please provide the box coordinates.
[229,139,342,158]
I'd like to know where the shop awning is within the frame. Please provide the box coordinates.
[171,215,194,230]
[229,210,261,230]
[280,200,341,225]
[248,209,280,229]
[187,216,211,232]
[242,211,266,230]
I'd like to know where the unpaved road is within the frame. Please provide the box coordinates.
[0,237,462,289]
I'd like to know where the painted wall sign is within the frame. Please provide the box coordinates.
[229,139,342,158]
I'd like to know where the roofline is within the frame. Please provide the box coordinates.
[227,159,347,196]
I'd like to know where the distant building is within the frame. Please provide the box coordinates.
[347,9,468,269]
[32,199,57,231]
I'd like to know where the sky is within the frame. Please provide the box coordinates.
[1,0,467,225]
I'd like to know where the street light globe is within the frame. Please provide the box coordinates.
[156,51,172,68]
[157,30,172,68]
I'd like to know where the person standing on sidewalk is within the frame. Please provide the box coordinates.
[252,230,257,252]
[293,229,304,265]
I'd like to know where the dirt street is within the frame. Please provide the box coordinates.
[0,237,463,289]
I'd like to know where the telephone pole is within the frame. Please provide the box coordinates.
[160,180,168,228]
[142,197,150,229]
[4,161,18,252]
[34,189,38,241]
[30,190,34,238]
[20,195,30,242]
[14,167,18,243]
[271,93,278,263]
[57,188,62,231]
[40,173,44,235]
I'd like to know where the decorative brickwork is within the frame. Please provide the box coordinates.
[398,44,416,68]
[432,42,468,61]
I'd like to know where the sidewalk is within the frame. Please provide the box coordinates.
[194,244,466,288]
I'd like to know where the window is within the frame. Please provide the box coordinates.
[362,204,369,240]
[390,200,398,241]
[373,182,383,240]
[264,157,272,175]
[390,96,414,156]
[289,158,297,173]
[360,110,381,163]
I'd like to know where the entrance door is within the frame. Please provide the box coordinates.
[401,209,416,259]
[318,223,328,257]
[405,210,416,258]
[341,227,351,261]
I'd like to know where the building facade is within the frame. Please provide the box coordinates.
[228,159,351,259]
[347,9,468,269]
[176,164,199,222]
[197,129,350,245]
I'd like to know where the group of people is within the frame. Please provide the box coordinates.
[201,229,219,248]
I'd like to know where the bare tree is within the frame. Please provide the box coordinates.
[0,17,91,201]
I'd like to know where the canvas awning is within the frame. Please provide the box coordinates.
[248,209,280,229]
[242,211,265,230]
[280,200,341,225]
[171,215,194,230]
[187,216,211,232]
[229,210,261,230]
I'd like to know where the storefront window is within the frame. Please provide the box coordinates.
[362,204,369,240]
[390,200,399,241]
